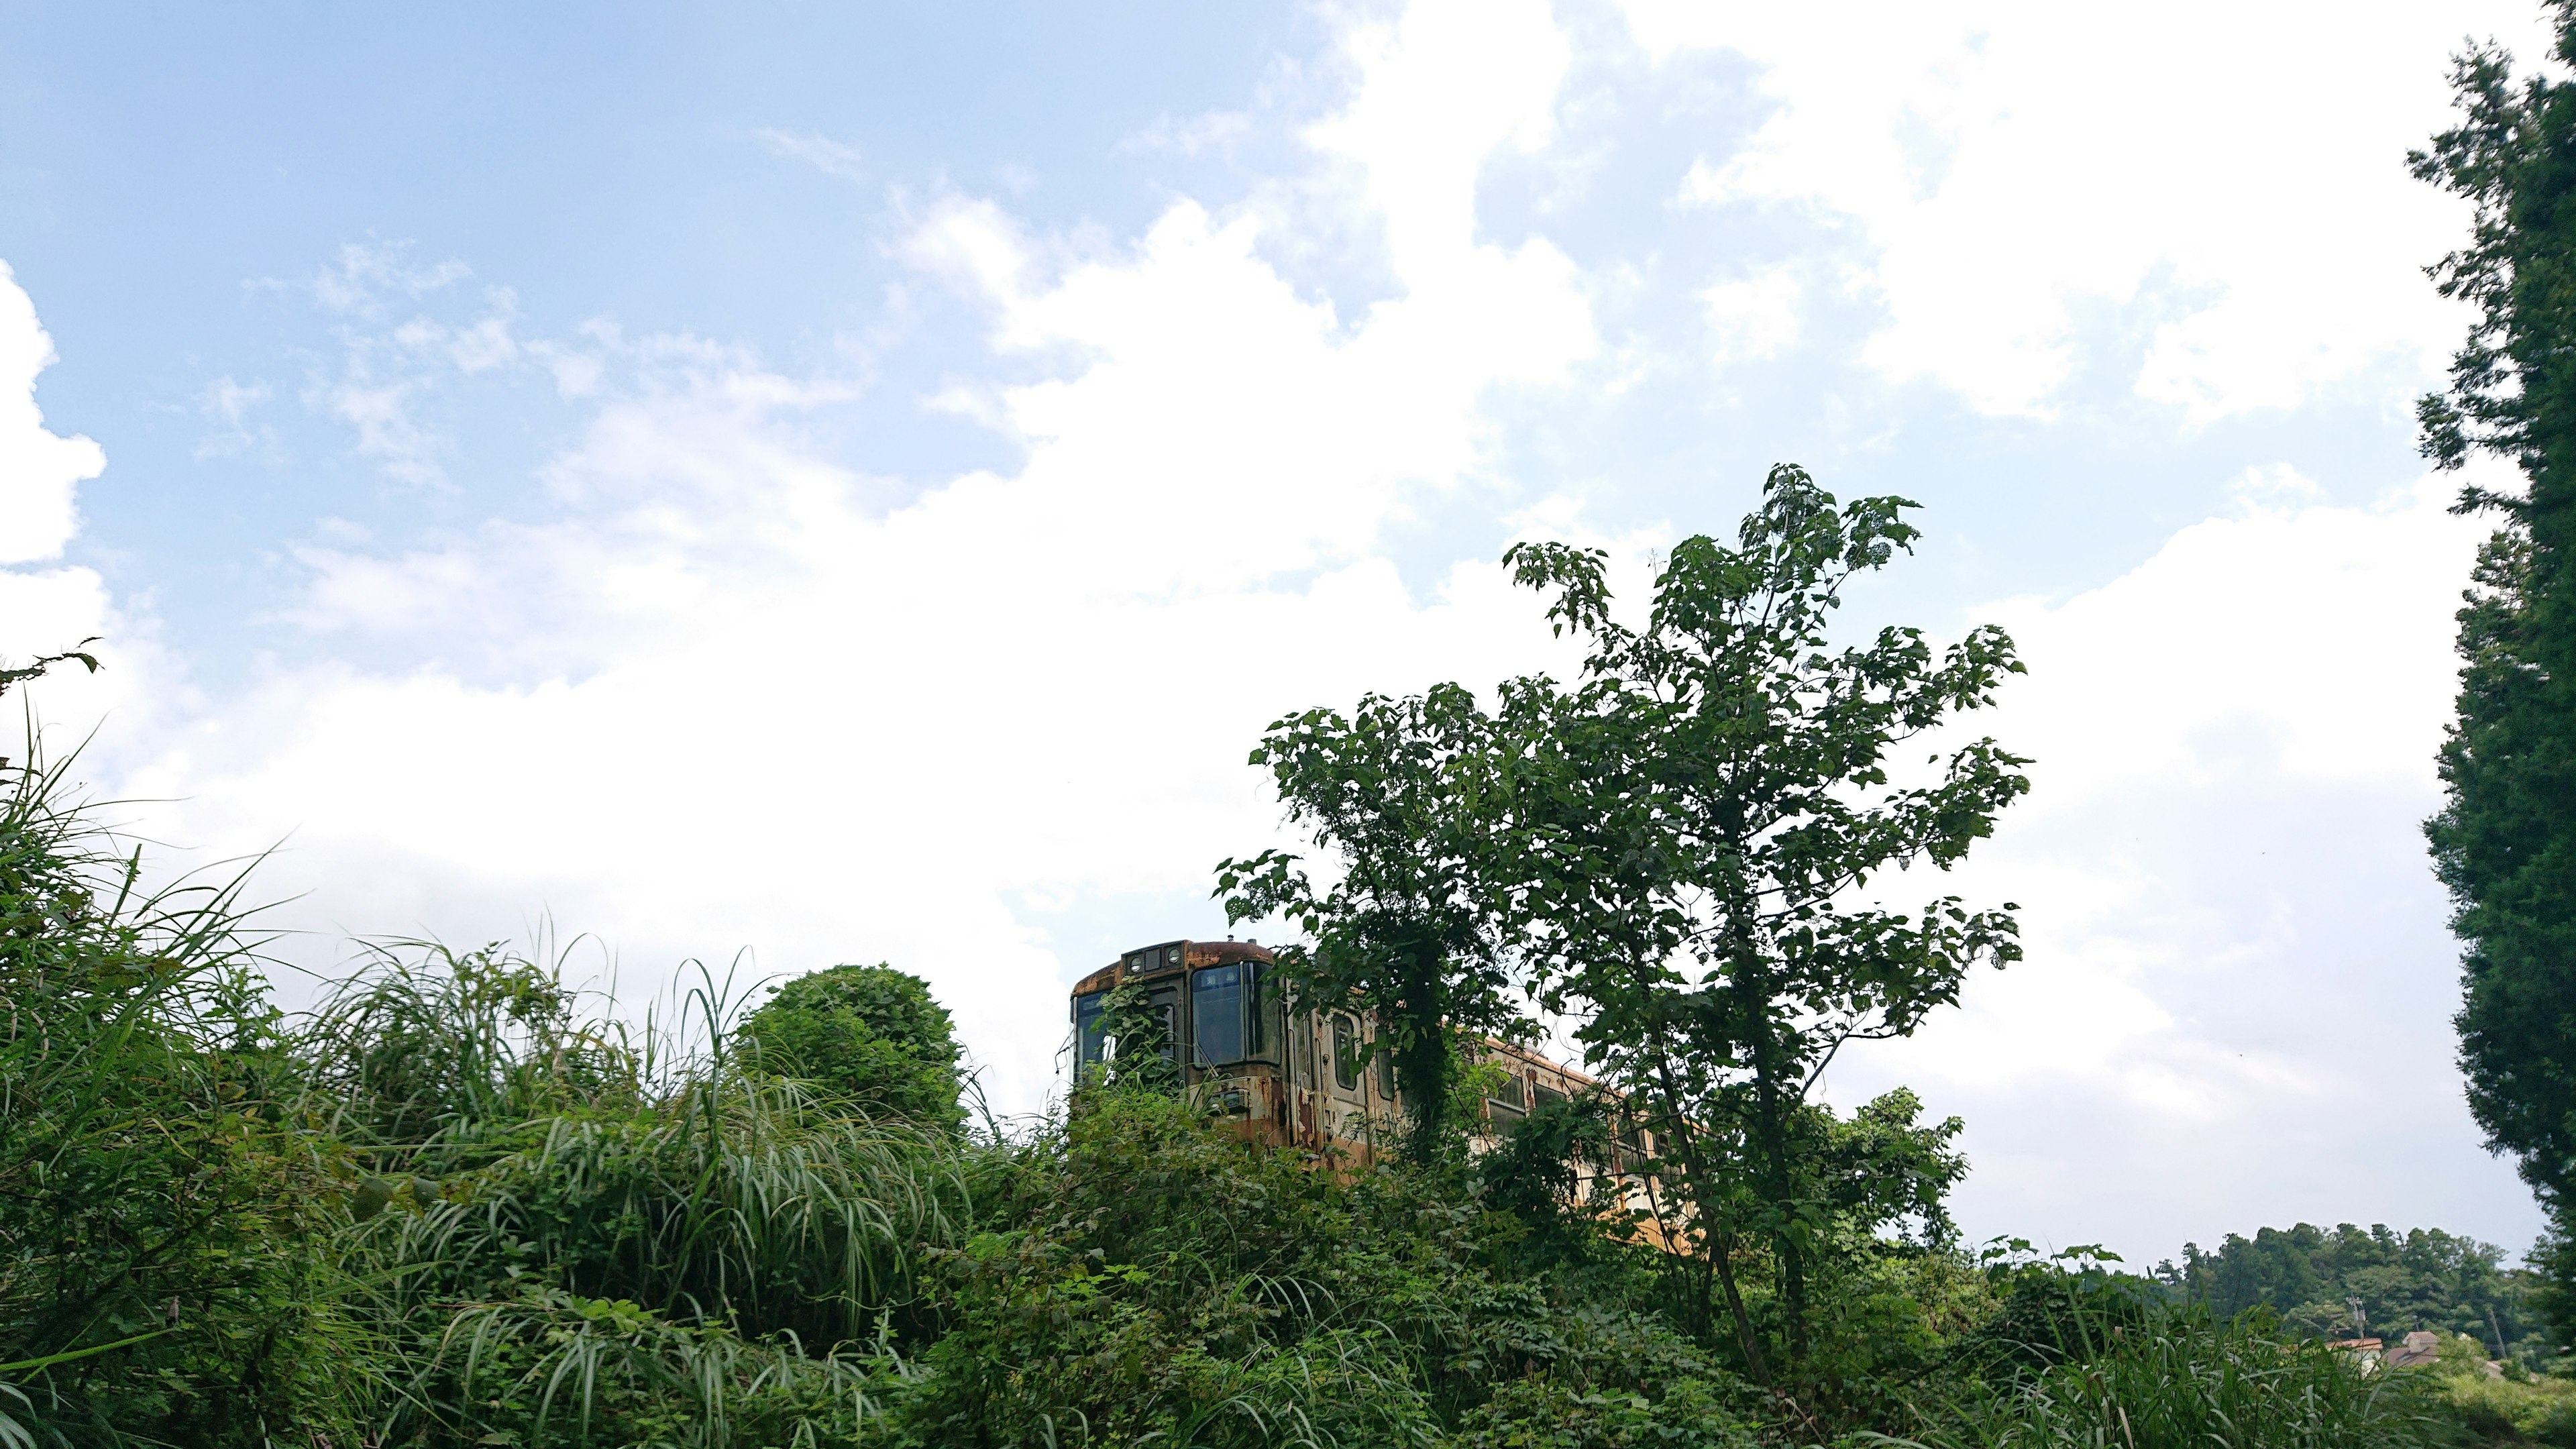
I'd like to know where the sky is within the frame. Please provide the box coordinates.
[0,0,2555,1265]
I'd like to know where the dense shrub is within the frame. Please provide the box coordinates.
[736,963,967,1128]
[900,1084,1758,1448]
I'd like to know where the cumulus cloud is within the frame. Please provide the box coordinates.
[0,263,105,565]
[0,266,149,745]
[119,0,1607,1114]
[1642,0,2551,420]
[1835,465,2520,1252]
[1984,466,2481,808]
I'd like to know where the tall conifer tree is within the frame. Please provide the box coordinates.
[2416,1,2576,1329]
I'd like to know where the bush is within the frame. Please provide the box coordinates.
[736,964,967,1128]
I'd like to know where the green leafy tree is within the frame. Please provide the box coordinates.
[736,963,966,1128]
[1216,684,1528,1160]
[1501,464,2027,1379]
[2414,5,2576,1332]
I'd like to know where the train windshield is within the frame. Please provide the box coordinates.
[1192,963,1244,1065]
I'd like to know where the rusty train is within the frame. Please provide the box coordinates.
[1068,936,1660,1208]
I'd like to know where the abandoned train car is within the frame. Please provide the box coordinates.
[1067,937,1656,1191]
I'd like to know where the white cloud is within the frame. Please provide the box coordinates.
[1701,264,1803,361]
[1642,0,2553,421]
[1836,464,2526,1252]
[305,285,524,486]
[0,263,104,564]
[309,240,470,318]
[195,376,274,460]
[0,266,152,748]
[394,290,521,374]
[321,378,445,488]
[1985,468,2483,805]
[113,0,1603,1114]
[1309,0,1588,372]
[757,128,867,182]
[1121,109,1255,158]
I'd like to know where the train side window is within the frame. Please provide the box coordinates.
[1140,983,1180,1064]
[1072,991,1107,1067]
[1248,963,1281,1060]
[1377,1039,1397,1102]
[1332,1015,1360,1092]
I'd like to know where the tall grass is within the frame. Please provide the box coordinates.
[360,1068,974,1342]
[295,938,649,1159]
[297,941,980,1444]
[1886,1302,2446,1449]
[0,734,369,1446]
[412,1287,904,1449]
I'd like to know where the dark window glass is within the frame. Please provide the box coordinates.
[1490,1075,1526,1110]
[1487,1101,1526,1131]
[1149,985,1179,1062]
[1247,963,1276,1058]
[1378,1043,1397,1101]
[1073,991,1107,1066]
[1192,963,1245,1065]
[1534,1081,1566,1107]
[1332,1016,1360,1091]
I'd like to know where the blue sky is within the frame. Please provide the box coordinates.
[0,0,2551,1263]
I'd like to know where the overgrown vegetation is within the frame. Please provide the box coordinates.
[3,462,2542,1447]
[0,778,2498,1448]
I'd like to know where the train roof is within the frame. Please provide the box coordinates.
[1069,938,1275,996]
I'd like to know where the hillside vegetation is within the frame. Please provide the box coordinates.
[0,715,2534,1447]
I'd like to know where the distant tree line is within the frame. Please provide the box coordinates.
[2156,1222,2542,1360]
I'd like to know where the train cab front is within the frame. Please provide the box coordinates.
[1067,938,1287,1140]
